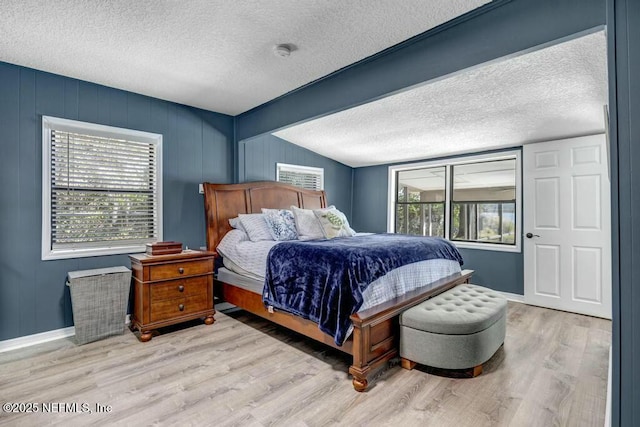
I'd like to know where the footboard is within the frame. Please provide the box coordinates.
[348,269,473,391]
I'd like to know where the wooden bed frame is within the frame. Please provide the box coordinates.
[203,181,473,391]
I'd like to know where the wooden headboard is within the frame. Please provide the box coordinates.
[202,181,327,254]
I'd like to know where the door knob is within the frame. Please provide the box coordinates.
[525,232,540,238]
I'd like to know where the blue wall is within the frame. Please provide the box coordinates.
[0,62,234,341]
[239,134,353,219]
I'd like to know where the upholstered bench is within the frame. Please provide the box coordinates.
[399,283,507,377]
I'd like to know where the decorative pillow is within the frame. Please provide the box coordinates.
[238,213,273,242]
[261,208,298,241]
[291,205,325,240]
[313,207,356,239]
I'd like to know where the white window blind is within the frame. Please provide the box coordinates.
[42,116,162,260]
[276,163,324,190]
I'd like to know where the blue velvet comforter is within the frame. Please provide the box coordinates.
[262,233,464,345]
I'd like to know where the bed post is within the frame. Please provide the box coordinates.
[348,315,399,392]
[349,325,370,392]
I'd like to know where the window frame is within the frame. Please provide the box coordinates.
[276,163,324,190]
[388,150,521,253]
[41,116,163,260]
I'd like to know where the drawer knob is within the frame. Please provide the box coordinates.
[178,267,184,274]
[178,285,185,292]
[178,304,185,311]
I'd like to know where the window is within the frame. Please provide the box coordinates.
[389,151,521,252]
[276,163,324,190]
[42,116,162,260]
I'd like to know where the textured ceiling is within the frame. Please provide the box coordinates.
[274,31,608,167]
[0,0,488,115]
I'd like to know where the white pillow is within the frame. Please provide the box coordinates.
[238,213,274,242]
[291,205,325,240]
[313,207,356,239]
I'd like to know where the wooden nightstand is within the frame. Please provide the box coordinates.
[129,250,215,342]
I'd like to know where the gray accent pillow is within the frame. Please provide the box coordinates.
[291,205,325,240]
[228,217,245,232]
[238,213,274,242]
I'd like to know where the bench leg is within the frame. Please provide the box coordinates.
[401,358,417,370]
[471,364,483,377]
[400,359,483,377]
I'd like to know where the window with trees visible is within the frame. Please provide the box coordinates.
[389,152,520,252]
[42,116,163,260]
[395,166,445,237]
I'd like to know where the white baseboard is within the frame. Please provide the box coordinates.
[0,326,76,353]
[0,315,132,354]
[497,291,525,303]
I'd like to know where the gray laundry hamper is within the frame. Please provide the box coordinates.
[67,266,132,345]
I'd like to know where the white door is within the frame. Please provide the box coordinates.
[523,134,611,319]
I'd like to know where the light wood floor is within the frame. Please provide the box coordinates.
[0,301,610,427]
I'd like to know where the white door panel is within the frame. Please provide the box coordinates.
[572,246,602,303]
[534,245,561,297]
[572,174,602,231]
[524,135,611,319]
[534,177,560,228]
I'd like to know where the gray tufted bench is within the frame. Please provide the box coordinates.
[399,283,507,377]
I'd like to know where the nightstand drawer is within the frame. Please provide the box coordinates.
[151,276,208,301]
[150,294,210,323]
[149,259,212,281]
